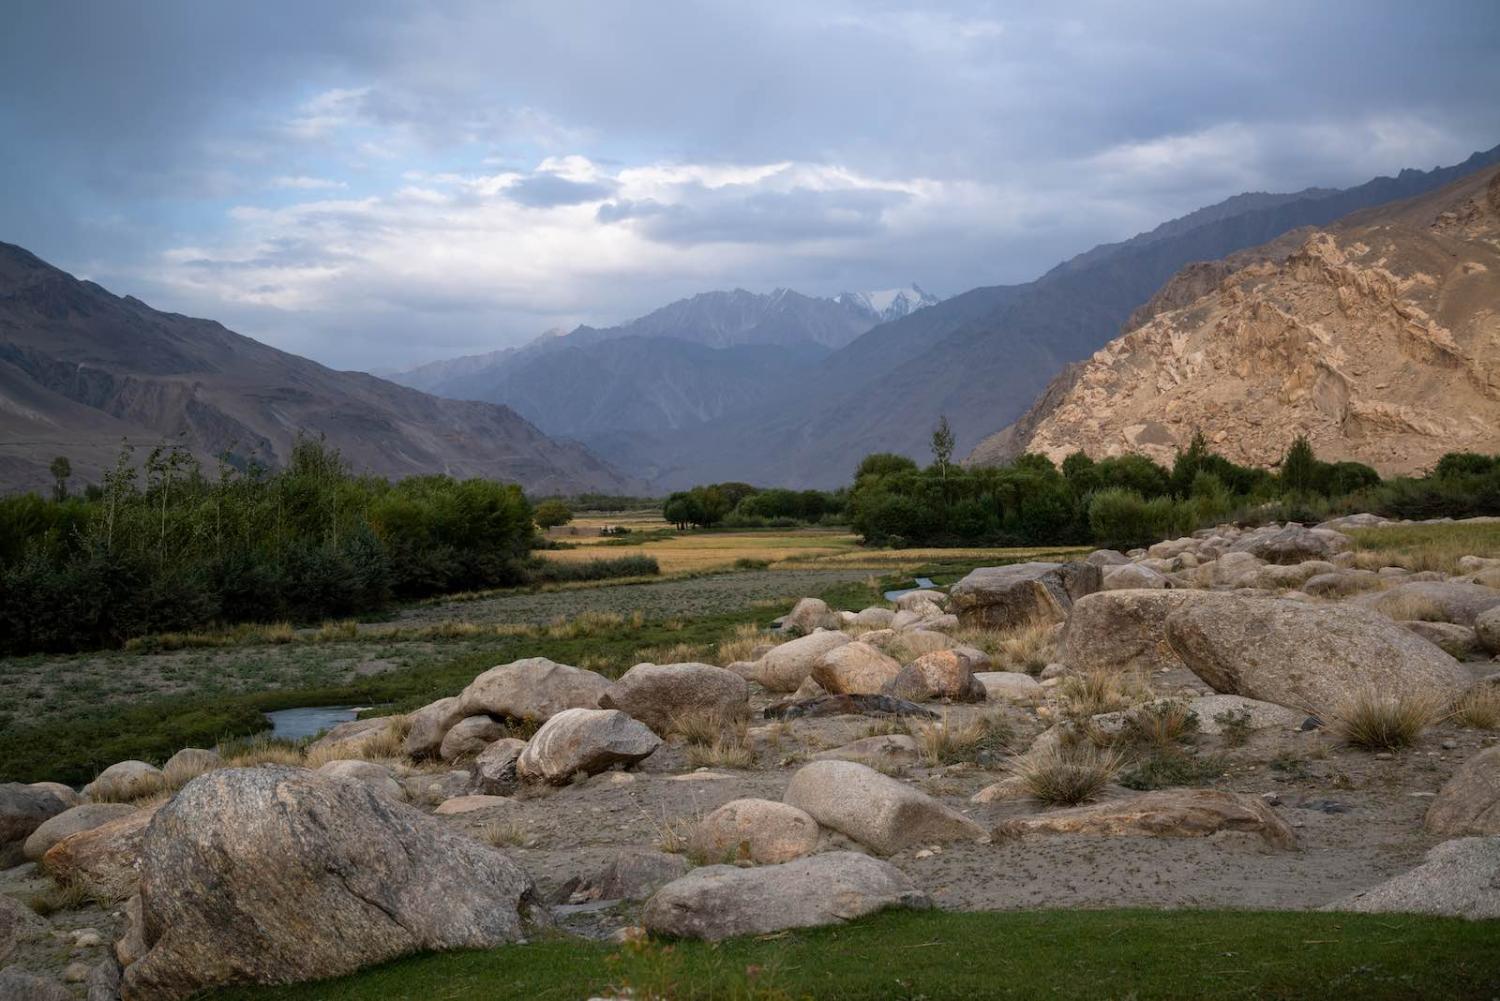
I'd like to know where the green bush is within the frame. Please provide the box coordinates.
[528,554,660,583]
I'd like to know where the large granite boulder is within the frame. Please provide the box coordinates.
[885,650,987,703]
[1327,837,1499,920]
[0,782,69,867]
[42,804,160,899]
[1426,746,1500,836]
[22,803,137,862]
[598,662,749,735]
[120,767,543,1001]
[997,789,1297,848]
[779,597,842,635]
[1475,606,1500,654]
[948,561,1101,629]
[514,708,661,784]
[438,715,508,761]
[457,657,611,723]
[641,851,929,940]
[1229,524,1350,564]
[402,696,467,759]
[782,760,985,855]
[811,642,902,696]
[316,760,405,801]
[751,631,851,692]
[0,968,70,1001]
[1061,589,1203,675]
[1362,581,1500,628]
[1164,593,1471,716]
[690,798,820,865]
[82,761,165,803]
[473,738,528,796]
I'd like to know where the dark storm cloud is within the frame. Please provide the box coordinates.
[0,0,1497,370]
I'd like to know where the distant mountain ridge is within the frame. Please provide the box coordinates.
[0,243,641,496]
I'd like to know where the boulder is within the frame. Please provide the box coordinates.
[29,782,81,808]
[1301,570,1381,598]
[812,734,920,764]
[119,767,543,1001]
[406,770,476,807]
[885,650,986,702]
[884,629,959,657]
[1402,621,1481,659]
[1474,606,1500,654]
[1086,549,1131,567]
[457,657,611,724]
[598,662,749,735]
[1229,524,1350,564]
[81,761,164,803]
[1101,564,1170,590]
[1,892,45,963]
[780,597,840,635]
[0,782,69,866]
[1061,590,1203,675]
[949,561,1101,629]
[782,760,985,855]
[1426,746,1500,836]
[23,803,137,862]
[998,789,1297,848]
[563,851,690,904]
[690,799,820,865]
[893,589,947,613]
[1328,837,1499,920]
[439,715,508,761]
[1363,581,1500,627]
[852,607,896,629]
[474,738,528,796]
[752,631,851,692]
[433,795,513,816]
[1200,551,1263,587]
[402,696,467,759]
[1186,694,1304,735]
[515,709,661,784]
[316,760,405,801]
[305,717,394,756]
[974,671,1044,702]
[811,642,902,696]
[1165,594,1471,716]
[641,851,930,940]
[42,805,159,899]
[0,968,70,1001]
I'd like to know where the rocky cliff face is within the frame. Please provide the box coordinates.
[968,167,1500,476]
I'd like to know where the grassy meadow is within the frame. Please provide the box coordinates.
[205,908,1500,1001]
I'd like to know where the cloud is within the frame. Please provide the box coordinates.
[0,0,1496,371]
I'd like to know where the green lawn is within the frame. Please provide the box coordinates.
[206,909,1500,1001]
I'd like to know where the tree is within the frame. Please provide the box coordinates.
[930,415,956,481]
[1280,435,1319,495]
[49,456,71,502]
[533,500,573,530]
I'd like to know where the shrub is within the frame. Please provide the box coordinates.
[1327,689,1445,751]
[1010,744,1123,805]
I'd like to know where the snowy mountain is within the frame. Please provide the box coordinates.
[834,284,941,323]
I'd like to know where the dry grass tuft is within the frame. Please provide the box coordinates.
[480,818,528,848]
[954,617,1059,675]
[1009,744,1123,806]
[219,736,305,768]
[85,771,168,804]
[162,755,218,790]
[715,622,780,665]
[1450,686,1500,730]
[1348,522,1500,575]
[300,716,412,769]
[1373,591,1449,623]
[1327,689,1446,751]
[632,641,709,665]
[685,728,756,770]
[1057,670,1152,719]
[1119,700,1200,748]
[907,712,1013,766]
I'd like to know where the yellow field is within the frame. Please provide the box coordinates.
[545,510,673,544]
[543,527,860,573]
[542,518,1089,576]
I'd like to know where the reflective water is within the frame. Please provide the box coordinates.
[264,706,363,741]
[883,576,937,601]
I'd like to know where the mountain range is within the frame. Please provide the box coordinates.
[0,243,641,496]
[394,145,1500,489]
[967,163,1500,475]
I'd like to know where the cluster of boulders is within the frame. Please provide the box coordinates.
[3,514,1498,998]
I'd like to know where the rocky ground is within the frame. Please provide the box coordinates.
[2,516,1498,999]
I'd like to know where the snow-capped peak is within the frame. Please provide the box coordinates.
[835,284,940,322]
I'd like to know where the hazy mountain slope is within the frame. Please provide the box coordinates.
[662,145,1500,489]
[0,243,640,496]
[969,165,1500,475]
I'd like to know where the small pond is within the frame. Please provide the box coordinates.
[263,706,367,741]
[883,576,937,601]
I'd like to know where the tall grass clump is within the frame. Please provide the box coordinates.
[1009,744,1123,805]
[1327,689,1445,751]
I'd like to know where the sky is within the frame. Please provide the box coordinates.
[2,1,1498,372]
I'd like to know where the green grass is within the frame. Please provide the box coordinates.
[205,909,1500,1001]
[1347,521,1500,573]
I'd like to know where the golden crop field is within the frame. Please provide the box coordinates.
[542,527,860,573]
